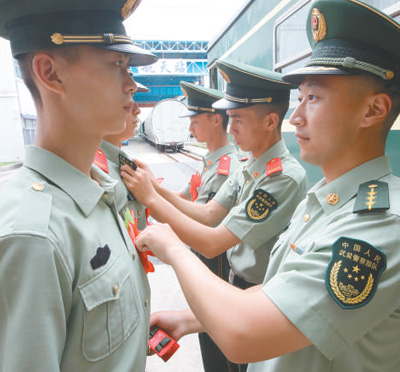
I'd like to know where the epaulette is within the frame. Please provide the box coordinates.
[266,157,283,177]
[14,181,51,234]
[217,155,231,176]
[353,180,389,213]
[94,149,109,174]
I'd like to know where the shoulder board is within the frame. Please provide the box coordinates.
[239,156,249,162]
[353,180,389,213]
[266,157,283,177]
[217,155,231,176]
[94,149,109,174]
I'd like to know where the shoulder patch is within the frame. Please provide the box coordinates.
[94,149,109,174]
[245,189,278,222]
[266,158,283,177]
[353,180,389,213]
[217,155,231,176]
[326,237,386,309]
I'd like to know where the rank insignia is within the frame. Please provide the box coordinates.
[206,192,216,203]
[353,181,389,213]
[311,8,327,42]
[94,149,109,174]
[326,237,386,309]
[245,189,278,222]
[266,158,283,177]
[217,156,231,175]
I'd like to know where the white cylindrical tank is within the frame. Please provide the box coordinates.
[143,99,190,152]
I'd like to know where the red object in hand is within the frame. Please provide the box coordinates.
[148,326,180,362]
[190,171,201,202]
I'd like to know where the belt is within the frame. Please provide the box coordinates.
[229,269,256,290]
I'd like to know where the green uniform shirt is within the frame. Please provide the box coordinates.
[99,140,147,230]
[0,146,150,372]
[250,156,400,372]
[214,140,307,284]
[180,144,241,204]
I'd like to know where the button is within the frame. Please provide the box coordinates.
[204,167,208,172]
[235,201,238,205]
[326,193,339,205]
[113,284,119,295]
[32,182,44,191]
[138,210,141,216]
[144,299,149,307]
[102,193,108,198]
[303,214,310,222]
[246,179,250,184]
[132,251,136,260]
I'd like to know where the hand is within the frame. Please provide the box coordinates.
[150,311,189,343]
[133,158,160,190]
[121,164,156,205]
[136,224,186,265]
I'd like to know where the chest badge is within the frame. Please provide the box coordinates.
[326,237,386,309]
[245,189,278,222]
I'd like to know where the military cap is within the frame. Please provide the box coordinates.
[284,0,400,88]
[0,0,157,67]
[128,70,150,93]
[213,60,296,110]
[180,81,224,117]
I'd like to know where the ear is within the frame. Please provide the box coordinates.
[361,92,392,128]
[213,113,223,128]
[31,52,64,95]
[264,112,279,131]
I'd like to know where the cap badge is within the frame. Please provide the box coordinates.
[122,0,140,19]
[311,8,327,42]
[218,69,231,84]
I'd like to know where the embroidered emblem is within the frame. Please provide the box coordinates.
[353,180,390,213]
[118,153,137,170]
[326,193,339,205]
[217,156,231,175]
[326,237,386,309]
[90,244,111,270]
[121,0,140,19]
[311,8,327,42]
[94,149,109,173]
[266,158,283,176]
[245,189,278,222]
[206,192,216,203]
[219,69,231,84]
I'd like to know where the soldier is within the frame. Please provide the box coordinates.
[0,1,158,371]
[122,61,307,372]
[135,0,400,371]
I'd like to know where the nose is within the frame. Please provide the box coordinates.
[289,101,305,128]
[126,70,138,96]
[131,101,141,116]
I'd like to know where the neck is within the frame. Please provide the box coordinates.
[206,131,229,154]
[251,134,281,159]
[103,136,122,148]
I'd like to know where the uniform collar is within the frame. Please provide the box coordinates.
[245,140,288,175]
[24,146,116,217]
[203,144,235,166]
[100,139,127,166]
[310,156,392,214]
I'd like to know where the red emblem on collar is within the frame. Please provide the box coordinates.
[266,158,282,176]
[94,149,109,173]
[217,155,231,175]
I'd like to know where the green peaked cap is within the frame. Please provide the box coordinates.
[0,0,157,67]
[180,81,224,117]
[213,59,296,110]
[284,0,400,87]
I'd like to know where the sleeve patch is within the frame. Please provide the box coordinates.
[326,237,386,309]
[245,189,278,222]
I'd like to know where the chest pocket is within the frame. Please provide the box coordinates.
[79,254,140,361]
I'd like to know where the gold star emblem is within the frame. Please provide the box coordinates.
[352,265,360,273]
[326,193,339,205]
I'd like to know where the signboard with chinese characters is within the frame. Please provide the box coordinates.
[137,59,207,75]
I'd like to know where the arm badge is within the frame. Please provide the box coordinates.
[245,189,278,222]
[353,180,389,213]
[326,237,386,309]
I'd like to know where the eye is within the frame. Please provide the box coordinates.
[308,94,316,101]
[115,60,123,67]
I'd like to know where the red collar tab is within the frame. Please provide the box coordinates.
[217,155,231,176]
[94,149,109,174]
[266,157,282,177]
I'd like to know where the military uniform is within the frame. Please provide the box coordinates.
[214,140,307,285]
[95,140,148,230]
[249,0,400,370]
[0,147,151,371]
[0,1,157,370]
[179,81,241,372]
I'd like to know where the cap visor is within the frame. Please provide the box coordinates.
[136,81,150,93]
[179,109,201,118]
[212,98,250,110]
[283,66,352,84]
[98,44,158,67]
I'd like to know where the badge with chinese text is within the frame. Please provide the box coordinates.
[245,189,278,222]
[326,237,386,309]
